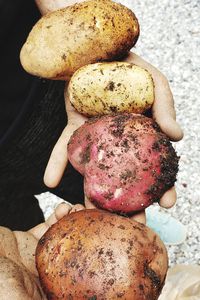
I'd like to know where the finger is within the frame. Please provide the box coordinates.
[44,98,87,188]
[29,223,49,240]
[159,186,177,208]
[54,202,73,220]
[45,203,71,227]
[70,204,85,213]
[29,202,72,240]
[152,79,183,142]
[84,196,98,209]
[129,211,146,224]
[39,203,72,231]
[124,52,183,141]
[64,86,88,126]
[45,213,57,227]
[44,126,70,188]
[85,195,146,224]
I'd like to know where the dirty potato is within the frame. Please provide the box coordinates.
[67,62,154,116]
[20,0,139,80]
[68,114,179,215]
[36,209,168,300]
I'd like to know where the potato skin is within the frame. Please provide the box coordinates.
[20,0,139,80]
[68,114,179,214]
[67,62,154,116]
[36,209,168,300]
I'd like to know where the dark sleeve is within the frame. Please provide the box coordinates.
[0,0,41,137]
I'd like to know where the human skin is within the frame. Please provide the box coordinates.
[43,52,183,223]
[0,201,143,299]
[0,203,196,300]
[0,203,84,300]
[0,0,183,298]
[35,0,183,222]
[35,0,85,15]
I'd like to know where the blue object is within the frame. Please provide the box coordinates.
[146,206,187,245]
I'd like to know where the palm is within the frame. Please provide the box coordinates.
[44,52,183,220]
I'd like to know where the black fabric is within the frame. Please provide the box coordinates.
[0,1,84,231]
[0,0,41,138]
[0,78,84,231]
[0,191,45,230]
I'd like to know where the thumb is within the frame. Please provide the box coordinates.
[44,99,87,188]
[43,125,72,188]
[152,78,183,142]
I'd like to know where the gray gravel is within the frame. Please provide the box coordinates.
[37,0,200,266]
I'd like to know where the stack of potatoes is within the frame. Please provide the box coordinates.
[21,0,154,114]
[20,1,171,299]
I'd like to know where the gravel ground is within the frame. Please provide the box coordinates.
[37,0,200,266]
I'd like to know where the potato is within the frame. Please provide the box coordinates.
[68,114,179,214]
[67,62,154,116]
[20,0,139,80]
[36,209,168,300]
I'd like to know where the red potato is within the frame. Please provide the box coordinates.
[36,209,168,300]
[68,114,179,214]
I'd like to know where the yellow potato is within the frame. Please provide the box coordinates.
[67,62,154,116]
[20,0,139,80]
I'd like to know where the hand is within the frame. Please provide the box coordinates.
[0,203,85,300]
[43,52,183,222]
[29,202,85,239]
[123,52,184,222]
[84,196,147,224]
[35,2,183,143]
[124,52,183,141]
